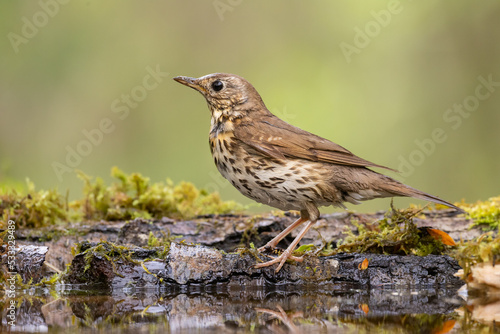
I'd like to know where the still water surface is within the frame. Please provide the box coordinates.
[1,283,497,333]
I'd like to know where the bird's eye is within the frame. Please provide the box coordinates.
[211,80,224,92]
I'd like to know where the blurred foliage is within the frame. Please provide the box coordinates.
[0,1,499,214]
[0,167,244,228]
[461,196,500,231]
[0,180,70,229]
[76,166,244,220]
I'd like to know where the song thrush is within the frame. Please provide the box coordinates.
[173,73,463,272]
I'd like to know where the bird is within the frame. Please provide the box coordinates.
[173,73,464,272]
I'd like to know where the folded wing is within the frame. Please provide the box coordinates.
[234,114,396,171]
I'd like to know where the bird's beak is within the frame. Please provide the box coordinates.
[173,76,206,93]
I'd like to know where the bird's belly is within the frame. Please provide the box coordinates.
[212,142,332,210]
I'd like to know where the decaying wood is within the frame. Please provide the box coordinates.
[65,241,462,288]
[1,245,48,283]
[5,210,476,287]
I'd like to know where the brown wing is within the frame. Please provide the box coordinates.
[234,114,397,171]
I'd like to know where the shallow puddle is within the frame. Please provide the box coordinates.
[2,284,497,333]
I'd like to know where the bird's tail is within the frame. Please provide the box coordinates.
[383,177,465,214]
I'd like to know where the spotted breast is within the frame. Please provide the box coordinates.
[209,119,335,211]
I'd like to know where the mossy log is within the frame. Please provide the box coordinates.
[6,210,475,288]
[64,241,462,289]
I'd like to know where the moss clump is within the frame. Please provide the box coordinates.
[68,241,141,280]
[235,242,263,262]
[461,196,500,231]
[147,231,180,258]
[72,239,173,267]
[239,215,262,247]
[0,180,70,229]
[75,167,244,221]
[1,167,244,229]
[448,232,500,278]
[64,240,177,285]
[328,204,449,257]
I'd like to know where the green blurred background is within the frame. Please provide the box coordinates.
[1,1,499,214]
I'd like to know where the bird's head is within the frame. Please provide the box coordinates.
[173,73,266,120]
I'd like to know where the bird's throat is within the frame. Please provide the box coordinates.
[210,109,237,136]
[211,117,235,135]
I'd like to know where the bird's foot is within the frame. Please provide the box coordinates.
[254,249,304,272]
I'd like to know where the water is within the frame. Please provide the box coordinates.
[2,283,497,333]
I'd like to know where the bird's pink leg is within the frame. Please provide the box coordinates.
[255,219,316,272]
[257,216,307,252]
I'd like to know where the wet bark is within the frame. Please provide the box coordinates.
[64,241,462,288]
[1,245,48,284]
[5,209,474,287]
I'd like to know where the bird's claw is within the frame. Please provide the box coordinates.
[254,250,304,272]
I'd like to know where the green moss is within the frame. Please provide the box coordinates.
[235,245,262,262]
[319,201,499,281]
[444,196,500,279]
[324,204,448,257]
[75,167,244,221]
[31,226,81,242]
[239,215,261,247]
[0,179,71,229]
[66,241,141,281]
[447,232,500,278]
[462,196,500,231]
[64,237,177,285]
[146,231,179,258]
[147,231,162,247]
[0,167,245,229]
